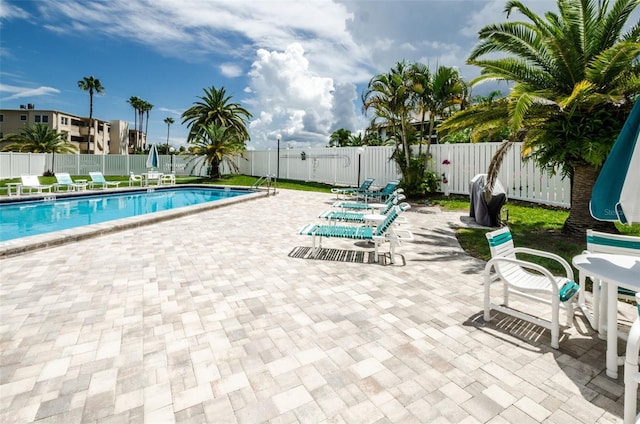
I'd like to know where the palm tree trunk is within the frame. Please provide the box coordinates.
[88,91,93,154]
[563,163,617,236]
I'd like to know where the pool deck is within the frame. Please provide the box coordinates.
[0,189,636,423]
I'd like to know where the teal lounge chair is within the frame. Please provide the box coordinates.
[330,177,375,199]
[89,172,121,190]
[299,204,413,263]
[357,180,400,202]
[319,200,410,225]
[333,189,404,211]
[54,173,87,192]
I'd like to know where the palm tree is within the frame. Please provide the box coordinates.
[142,100,153,145]
[439,0,640,235]
[77,76,105,154]
[164,117,175,149]
[188,123,245,179]
[362,61,414,168]
[127,96,141,149]
[329,128,352,147]
[1,124,77,173]
[181,86,252,144]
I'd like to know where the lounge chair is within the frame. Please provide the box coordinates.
[20,175,53,195]
[330,177,375,199]
[483,227,577,349]
[356,180,400,202]
[299,204,413,263]
[54,173,87,192]
[578,230,640,334]
[319,200,410,225]
[89,172,121,190]
[333,189,404,212]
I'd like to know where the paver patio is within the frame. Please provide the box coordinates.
[0,189,637,423]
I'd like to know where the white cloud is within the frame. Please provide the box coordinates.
[0,83,60,101]
[0,1,30,20]
[220,63,243,78]
[247,43,341,148]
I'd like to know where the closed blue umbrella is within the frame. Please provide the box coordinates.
[146,144,159,169]
[590,101,640,225]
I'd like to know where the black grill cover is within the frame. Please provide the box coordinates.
[469,174,507,227]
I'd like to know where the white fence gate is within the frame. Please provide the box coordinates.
[0,142,571,208]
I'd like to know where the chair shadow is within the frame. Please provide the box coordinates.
[288,246,405,266]
[463,309,633,419]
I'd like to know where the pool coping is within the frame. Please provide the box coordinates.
[0,185,270,258]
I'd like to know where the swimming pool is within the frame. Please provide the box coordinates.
[0,186,260,246]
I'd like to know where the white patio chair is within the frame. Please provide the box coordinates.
[579,230,640,334]
[483,227,578,349]
[625,293,640,424]
[129,172,143,187]
[160,173,175,185]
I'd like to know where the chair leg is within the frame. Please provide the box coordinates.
[551,297,560,349]
[484,274,492,322]
[624,317,640,424]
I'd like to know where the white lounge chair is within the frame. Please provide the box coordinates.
[483,227,578,349]
[20,175,53,195]
[54,173,87,192]
[89,172,121,190]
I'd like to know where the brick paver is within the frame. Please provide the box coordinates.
[0,189,637,423]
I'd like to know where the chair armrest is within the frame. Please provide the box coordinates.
[484,256,565,293]
[512,247,574,280]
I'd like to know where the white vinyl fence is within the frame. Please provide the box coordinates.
[0,142,571,208]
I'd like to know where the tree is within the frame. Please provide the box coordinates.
[439,0,640,235]
[362,61,414,168]
[181,86,252,144]
[127,96,141,150]
[1,124,77,174]
[77,76,104,154]
[329,128,352,147]
[187,123,245,179]
[142,100,153,146]
[164,117,175,149]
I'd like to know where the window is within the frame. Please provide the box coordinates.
[0,114,3,122]
[35,115,41,123]
[61,116,69,125]
[20,115,27,121]
[42,115,49,123]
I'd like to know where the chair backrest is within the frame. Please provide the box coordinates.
[380,181,400,195]
[56,173,73,185]
[89,172,106,183]
[21,175,41,186]
[375,203,411,236]
[384,190,405,205]
[586,230,640,256]
[485,227,516,259]
[360,178,375,191]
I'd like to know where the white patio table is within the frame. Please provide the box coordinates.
[572,253,640,378]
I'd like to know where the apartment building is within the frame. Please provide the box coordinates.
[0,105,144,154]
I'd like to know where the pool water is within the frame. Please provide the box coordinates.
[0,188,249,242]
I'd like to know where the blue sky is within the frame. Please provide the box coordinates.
[2,0,630,150]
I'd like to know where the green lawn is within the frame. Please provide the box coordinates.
[428,195,640,277]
